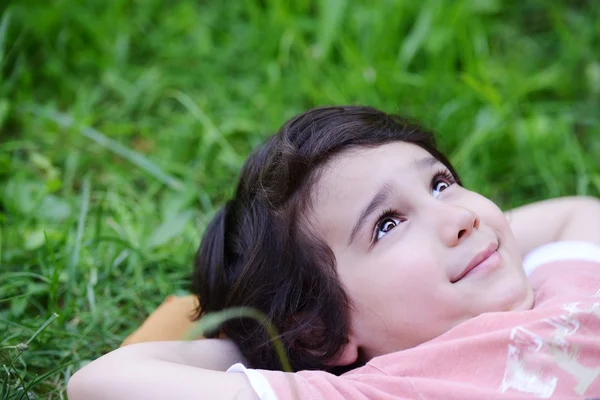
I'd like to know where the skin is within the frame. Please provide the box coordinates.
[506,196,600,256]
[67,142,600,400]
[308,142,535,365]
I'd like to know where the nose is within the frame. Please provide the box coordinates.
[435,203,480,246]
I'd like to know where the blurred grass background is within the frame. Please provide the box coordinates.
[1,0,600,398]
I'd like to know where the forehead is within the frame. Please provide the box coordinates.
[313,142,433,200]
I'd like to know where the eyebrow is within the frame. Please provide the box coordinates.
[347,156,441,246]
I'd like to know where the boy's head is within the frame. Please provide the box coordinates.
[192,106,533,373]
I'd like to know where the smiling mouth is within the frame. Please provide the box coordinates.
[451,242,499,283]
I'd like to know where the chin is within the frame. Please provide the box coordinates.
[500,279,534,312]
[511,285,535,311]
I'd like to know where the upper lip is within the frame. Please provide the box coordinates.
[451,242,498,283]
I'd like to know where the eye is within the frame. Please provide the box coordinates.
[432,181,450,197]
[371,169,456,244]
[374,211,402,241]
[432,170,456,199]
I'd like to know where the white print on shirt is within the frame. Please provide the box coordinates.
[500,327,558,398]
[546,311,600,395]
[500,296,600,398]
[562,302,600,319]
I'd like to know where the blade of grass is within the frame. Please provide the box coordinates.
[29,108,183,191]
[0,8,11,68]
[316,0,347,60]
[64,176,90,310]
[1,364,9,400]
[0,353,27,400]
[22,360,74,397]
[1,313,58,400]
[25,313,59,346]
[44,232,61,316]
[86,266,97,315]
[187,307,292,372]
[396,1,433,70]
[0,272,49,283]
[166,90,240,167]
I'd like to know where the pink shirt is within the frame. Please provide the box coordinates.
[229,242,600,399]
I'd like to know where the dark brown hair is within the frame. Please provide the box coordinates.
[192,106,460,374]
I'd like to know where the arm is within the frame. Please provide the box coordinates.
[504,196,600,257]
[67,339,258,400]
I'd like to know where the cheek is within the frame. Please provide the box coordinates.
[340,249,443,305]
[473,195,521,253]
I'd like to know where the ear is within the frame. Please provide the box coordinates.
[325,336,360,367]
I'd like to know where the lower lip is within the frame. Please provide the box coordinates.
[463,250,501,279]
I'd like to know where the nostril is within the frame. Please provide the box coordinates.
[458,229,467,239]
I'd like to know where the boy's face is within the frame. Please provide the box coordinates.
[308,142,534,364]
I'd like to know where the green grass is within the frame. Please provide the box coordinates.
[1,0,600,397]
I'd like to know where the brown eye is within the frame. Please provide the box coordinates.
[432,170,456,198]
[435,181,450,192]
[375,216,401,241]
[381,218,397,232]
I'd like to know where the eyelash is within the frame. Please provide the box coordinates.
[372,169,457,243]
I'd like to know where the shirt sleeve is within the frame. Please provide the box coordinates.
[228,363,412,400]
[522,240,600,276]
[227,363,279,400]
